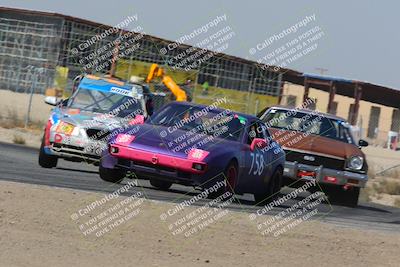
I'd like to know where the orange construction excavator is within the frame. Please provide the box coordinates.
[145,64,187,102]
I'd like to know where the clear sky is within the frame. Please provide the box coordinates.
[2,0,399,89]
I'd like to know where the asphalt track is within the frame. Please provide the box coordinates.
[1,142,400,232]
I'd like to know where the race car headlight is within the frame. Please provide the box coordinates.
[192,162,207,171]
[347,156,364,170]
[71,126,80,136]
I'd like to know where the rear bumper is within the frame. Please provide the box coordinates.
[283,161,368,188]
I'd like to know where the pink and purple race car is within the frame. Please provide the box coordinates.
[100,101,285,202]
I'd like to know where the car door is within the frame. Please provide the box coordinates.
[242,121,272,188]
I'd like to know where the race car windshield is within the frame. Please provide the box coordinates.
[67,87,143,118]
[263,109,355,144]
[149,104,246,141]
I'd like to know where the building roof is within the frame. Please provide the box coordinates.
[284,72,400,109]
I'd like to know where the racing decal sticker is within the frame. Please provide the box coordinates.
[234,114,247,125]
[110,86,132,97]
[115,134,135,145]
[248,151,265,175]
[187,148,210,161]
[67,109,81,115]
[50,113,59,125]
[56,121,75,136]
[54,134,63,143]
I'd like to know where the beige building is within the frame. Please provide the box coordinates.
[280,80,400,147]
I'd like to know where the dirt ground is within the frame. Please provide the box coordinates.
[0,180,399,267]
[0,90,51,123]
[364,146,400,171]
[0,127,42,148]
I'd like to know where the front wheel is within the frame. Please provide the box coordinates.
[208,161,237,199]
[254,168,283,205]
[99,165,126,183]
[38,136,58,168]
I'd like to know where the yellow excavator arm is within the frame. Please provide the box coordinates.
[145,63,187,101]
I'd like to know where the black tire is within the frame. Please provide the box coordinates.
[99,165,126,183]
[38,136,58,168]
[208,161,237,199]
[254,167,283,205]
[150,179,172,190]
[326,186,360,207]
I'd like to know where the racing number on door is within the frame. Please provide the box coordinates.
[249,152,264,176]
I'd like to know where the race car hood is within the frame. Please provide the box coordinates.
[114,123,233,160]
[55,107,129,131]
[268,128,365,160]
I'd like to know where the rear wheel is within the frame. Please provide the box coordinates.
[38,135,58,168]
[254,168,283,205]
[99,165,126,183]
[150,179,172,190]
[326,186,359,207]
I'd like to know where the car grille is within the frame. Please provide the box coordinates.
[86,128,110,141]
[284,149,345,170]
[52,143,84,151]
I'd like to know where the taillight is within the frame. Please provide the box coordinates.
[323,176,337,183]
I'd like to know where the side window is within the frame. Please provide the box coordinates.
[260,122,270,140]
[247,121,265,145]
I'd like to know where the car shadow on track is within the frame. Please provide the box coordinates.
[56,167,99,175]
[118,178,397,214]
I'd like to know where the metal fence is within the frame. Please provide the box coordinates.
[0,18,60,92]
[0,11,283,106]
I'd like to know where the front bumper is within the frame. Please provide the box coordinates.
[45,143,102,162]
[116,157,203,186]
[283,161,368,188]
[106,144,208,186]
[45,132,105,162]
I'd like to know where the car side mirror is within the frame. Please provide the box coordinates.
[250,138,268,151]
[44,96,58,106]
[358,139,368,147]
